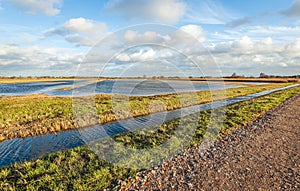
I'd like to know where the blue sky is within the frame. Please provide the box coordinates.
[0,0,299,77]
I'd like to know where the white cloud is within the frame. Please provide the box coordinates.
[106,0,186,24]
[160,51,173,58]
[208,36,285,56]
[6,0,62,16]
[208,41,233,54]
[260,37,273,45]
[116,49,156,62]
[283,38,300,57]
[0,43,83,76]
[208,36,257,54]
[179,25,205,42]
[119,27,207,59]
[62,17,107,37]
[232,36,254,52]
[42,23,299,77]
[123,30,171,44]
[202,36,300,76]
[44,17,108,46]
[254,37,280,53]
[116,53,130,62]
[130,49,156,61]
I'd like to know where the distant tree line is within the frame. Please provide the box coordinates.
[258,73,300,78]
[225,72,300,78]
[1,74,299,79]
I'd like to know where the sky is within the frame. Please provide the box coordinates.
[0,0,299,77]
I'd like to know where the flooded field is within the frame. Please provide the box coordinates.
[0,80,76,96]
[0,80,241,96]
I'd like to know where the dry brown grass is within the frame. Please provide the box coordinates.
[189,77,300,83]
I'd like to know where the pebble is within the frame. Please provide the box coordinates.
[118,94,300,190]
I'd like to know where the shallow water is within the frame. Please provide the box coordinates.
[0,84,298,167]
[0,80,241,96]
[0,80,76,96]
[53,80,242,96]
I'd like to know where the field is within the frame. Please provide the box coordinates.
[0,82,294,142]
[0,85,299,190]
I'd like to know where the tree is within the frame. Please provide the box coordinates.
[259,72,268,78]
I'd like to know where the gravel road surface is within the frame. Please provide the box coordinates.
[120,93,300,190]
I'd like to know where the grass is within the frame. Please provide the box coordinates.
[0,83,295,142]
[0,146,138,190]
[0,86,299,190]
[110,85,300,150]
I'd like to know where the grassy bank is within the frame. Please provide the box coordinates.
[0,86,299,190]
[189,77,300,83]
[0,83,295,142]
